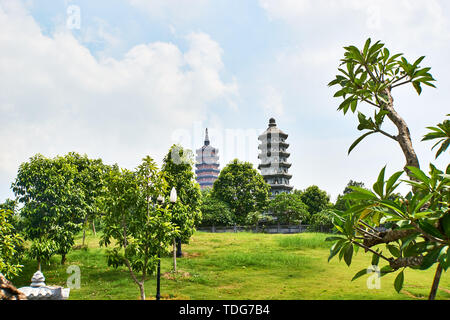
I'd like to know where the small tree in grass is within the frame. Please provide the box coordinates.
[100,157,177,300]
[12,154,86,267]
[162,145,202,271]
[269,192,309,225]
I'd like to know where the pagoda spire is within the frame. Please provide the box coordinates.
[204,128,210,146]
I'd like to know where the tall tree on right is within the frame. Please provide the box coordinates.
[328,38,436,178]
[327,39,449,300]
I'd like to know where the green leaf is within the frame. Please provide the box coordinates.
[348,131,376,154]
[387,244,401,258]
[371,251,380,266]
[372,166,386,198]
[421,246,443,270]
[394,270,404,293]
[406,166,430,185]
[418,220,445,240]
[344,243,354,266]
[385,171,403,196]
[328,239,346,262]
[352,268,368,281]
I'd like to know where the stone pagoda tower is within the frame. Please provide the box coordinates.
[195,128,220,190]
[258,118,293,197]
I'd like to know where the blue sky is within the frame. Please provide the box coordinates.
[1,0,449,202]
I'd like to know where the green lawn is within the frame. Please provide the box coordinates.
[12,231,450,300]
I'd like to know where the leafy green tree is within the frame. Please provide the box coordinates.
[334,181,366,211]
[296,186,331,218]
[422,114,450,159]
[328,38,436,178]
[269,192,309,225]
[12,154,86,266]
[62,152,111,245]
[327,165,449,299]
[212,159,270,225]
[100,157,177,300]
[199,189,234,228]
[162,145,202,270]
[309,209,335,232]
[328,39,449,299]
[0,209,25,279]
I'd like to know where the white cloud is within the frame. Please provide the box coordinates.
[261,86,284,118]
[128,0,210,22]
[0,1,237,200]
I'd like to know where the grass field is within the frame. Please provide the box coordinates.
[11,231,450,300]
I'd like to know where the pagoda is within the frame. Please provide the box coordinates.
[258,118,293,197]
[195,128,220,189]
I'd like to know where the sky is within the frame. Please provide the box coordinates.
[0,0,449,202]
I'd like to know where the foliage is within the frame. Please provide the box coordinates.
[62,152,111,234]
[199,189,234,227]
[295,186,332,217]
[212,159,270,225]
[12,154,87,265]
[327,164,450,294]
[422,114,450,159]
[328,38,436,177]
[309,209,335,232]
[162,145,202,243]
[100,156,178,300]
[268,192,309,225]
[0,209,25,278]
[334,181,366,211]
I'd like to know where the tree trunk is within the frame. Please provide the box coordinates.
[92,220,96,236]
[37,258,41,271]
[176,239,182,258]
[82,229,86,246]
[428,263,443,300]
[173,239,177,273]
[138,283,146,300]
[385,89,420,175]
[82,215,88,246]
[61,254,66,265]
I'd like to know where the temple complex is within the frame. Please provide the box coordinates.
[258,118,293,197]
[195,128,220,189]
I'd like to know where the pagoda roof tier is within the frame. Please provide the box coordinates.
[258,151,290,159]
[258,162,291,169]
[269,184,294,190]
[262,173,292,179]
[196,156,219,163]
[258,140,289,148]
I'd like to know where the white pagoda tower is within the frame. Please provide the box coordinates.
[258,118,293,197]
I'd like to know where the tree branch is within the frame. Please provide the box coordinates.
[362,228,416,248]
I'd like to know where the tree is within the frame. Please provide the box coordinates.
[100,157,177,300]
[268,192,309,225]
[327,39,449,299]
[334,180,366,211]
[309,209,335,233]
[328,164,449,299]
[0,209,25,279]
[12,154,86,267]
[212,159,270,225]
[328,38,436,178]
[162,145,202,271]
[296,186,331,217]
[62,152,111,245]
[199,189,234,228]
